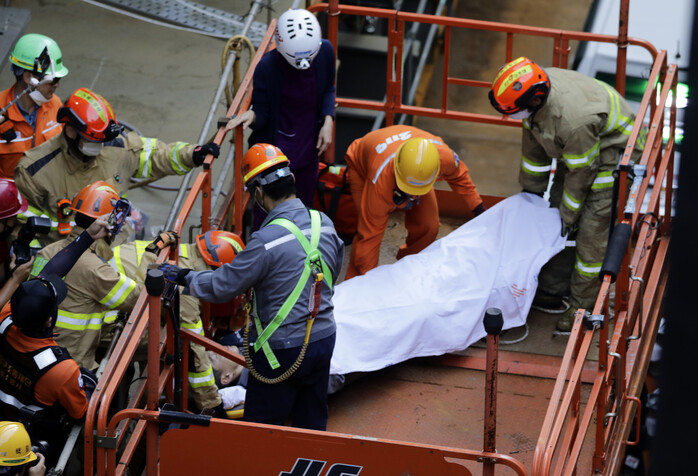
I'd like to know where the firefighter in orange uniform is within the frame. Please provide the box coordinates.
[344,125,486,279]
[0,34,68,179]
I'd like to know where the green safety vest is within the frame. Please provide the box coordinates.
[252,209,333,369]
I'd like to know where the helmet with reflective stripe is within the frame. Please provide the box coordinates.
[241,143,291,188]
[488,57,550,114]
[69,180,120,218]
[0,422,37,467]
[393,137,440,196]
[9,33,69,78]
[0,179,28,219]
[195,230,245,267]
[57,88,123,142]
[275,9,322,70]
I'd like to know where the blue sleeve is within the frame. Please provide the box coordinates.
[39,231,94,279]
[317,40,336,119]
[184,238,266,302]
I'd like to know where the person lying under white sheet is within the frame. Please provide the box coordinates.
[328,193,565,392]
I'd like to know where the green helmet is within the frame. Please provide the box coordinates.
[9,33,69,78]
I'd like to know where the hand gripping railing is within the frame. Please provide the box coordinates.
[83,20,277,476]
[532,50,677,476]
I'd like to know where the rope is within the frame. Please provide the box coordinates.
[222,35,256,107]
[499,323,530,345]
[242,308,312,384]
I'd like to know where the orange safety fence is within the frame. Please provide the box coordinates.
[82,2,675,475]
[532,50,676,475]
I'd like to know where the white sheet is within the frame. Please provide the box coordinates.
[330,193,566,376]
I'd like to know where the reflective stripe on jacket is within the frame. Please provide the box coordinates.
[519,68,644,224]
[15,131,197,244]
[0,84,63,179]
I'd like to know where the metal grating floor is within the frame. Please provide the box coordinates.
[86,0,269,45]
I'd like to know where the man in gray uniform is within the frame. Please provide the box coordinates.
[159,143,344,430]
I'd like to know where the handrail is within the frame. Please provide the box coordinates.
[84,20,278,476]
[86,3,675,475]
[531,49,676,475]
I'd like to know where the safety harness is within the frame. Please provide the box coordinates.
[0,318,71,419]
[243,209,333,384]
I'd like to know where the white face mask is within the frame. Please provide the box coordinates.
[509,109,532,120]
[29,89,51,106]
[78,139,104,157]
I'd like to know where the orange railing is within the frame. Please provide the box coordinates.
[83,2,674,474]
[83,20,278,476]
[532,51,676,475]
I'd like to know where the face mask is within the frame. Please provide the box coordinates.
[509,109,532,120]
[78,139,104,157]
[29,89,51,106]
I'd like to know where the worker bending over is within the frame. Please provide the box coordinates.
[344,125,485,279]
[488,57,644,332]
[0,34,69,179]
[15,87,219,244]
[159,143,344,430]
[110,230,245,416]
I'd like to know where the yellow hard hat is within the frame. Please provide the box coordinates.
[393,137,440,196]
[0,422,37,467]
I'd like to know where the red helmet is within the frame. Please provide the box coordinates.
[0,178,28,219]
[57,88,123,142]
[69,181,120,218]
[489,57,550,114]
[241,143,291,188]
[195,230,245,267]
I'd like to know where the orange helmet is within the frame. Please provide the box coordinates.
[196,230,245,267]
[241,143,291,188]
[0,178,28,219]
[57,88,123,142]
[488,57,550,114]
[69,181,120,218]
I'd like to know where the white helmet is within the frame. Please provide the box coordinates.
[276,9,322,70]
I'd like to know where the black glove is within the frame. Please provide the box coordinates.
[158,263,191,286]
[472,203,486,217]
[145,231,179,254]
[522,189,544,197]
[192,143,220,166]
[561,220,579,238]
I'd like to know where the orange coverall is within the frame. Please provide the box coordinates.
[0,84,63,179]
[344,125,483,279]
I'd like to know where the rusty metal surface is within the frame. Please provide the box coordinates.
[327,359,595,474]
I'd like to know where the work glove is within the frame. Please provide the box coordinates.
[219,385,247,410]
[561,220,579,238]
[145,230,179,255]
[158,263,191,286]
[472,203,486,217]
[192,143,220,166]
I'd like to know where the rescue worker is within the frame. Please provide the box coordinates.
[488,57,644,332]
[0,422,46,476]
[159,143,344,430]
[30,181,140,369]
[14,87,219,244]
[109,230,246,415]
[344,125,486,279]
[0,215,112,439]
[0,34,68,179]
